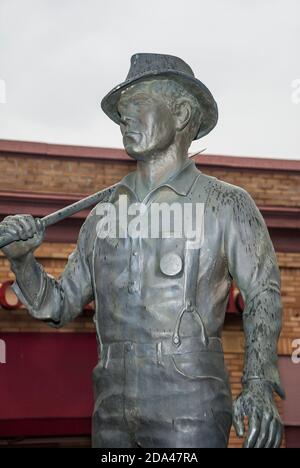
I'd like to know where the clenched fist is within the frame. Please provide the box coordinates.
[0,214,45,261]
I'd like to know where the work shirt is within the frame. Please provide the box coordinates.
[12,160,284,398]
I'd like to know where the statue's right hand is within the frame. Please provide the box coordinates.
[0,214,45,261]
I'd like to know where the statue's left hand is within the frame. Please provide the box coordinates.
[233,380,283,448]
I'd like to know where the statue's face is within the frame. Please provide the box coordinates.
[117,83,176,160]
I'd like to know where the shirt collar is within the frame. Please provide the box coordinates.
[117,159,201,199]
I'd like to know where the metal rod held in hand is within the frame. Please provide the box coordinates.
[0,183,119,249]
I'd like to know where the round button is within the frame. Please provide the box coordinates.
[160,253,183,276]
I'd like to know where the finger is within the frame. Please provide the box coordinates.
[15,218,35,240]
[2,215,17,223]
[22,215,38,236]
[233,411,245,438]
[10,219,26,240]
[254,413,272,448]
[2,215,27,228]
[243,412,261,448]
[0,225,19,239]
[0,220,19,229]
[233,399,245,438]
[265,418,278,448]
[274,421,283,449]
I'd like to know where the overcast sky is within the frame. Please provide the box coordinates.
[0,0,299,159]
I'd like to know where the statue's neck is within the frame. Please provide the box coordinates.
[135,147,188,200]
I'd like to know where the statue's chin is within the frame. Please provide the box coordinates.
[124,144,152,161]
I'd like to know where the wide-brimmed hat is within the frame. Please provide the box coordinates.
[101,53,218,140]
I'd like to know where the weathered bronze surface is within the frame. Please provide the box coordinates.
[0,53,284,448]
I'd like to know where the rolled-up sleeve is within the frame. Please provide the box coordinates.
[12,210,96,328]
[224,187,284,398]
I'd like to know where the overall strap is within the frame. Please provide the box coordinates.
[172,173,217,348]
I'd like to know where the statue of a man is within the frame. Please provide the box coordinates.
[1,54,284,448]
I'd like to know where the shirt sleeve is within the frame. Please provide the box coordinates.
[12,209,96,328]
[224,186,284,398]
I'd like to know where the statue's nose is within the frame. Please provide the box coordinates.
[120,115,137,132]
[120,116,128,126]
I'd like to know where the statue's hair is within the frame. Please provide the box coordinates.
[123,78,202,142]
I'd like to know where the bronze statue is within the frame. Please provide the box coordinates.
[0,53,284,448]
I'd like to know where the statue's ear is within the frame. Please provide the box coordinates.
[174,98,192,132]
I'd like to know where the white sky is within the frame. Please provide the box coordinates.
[0,0,299,159]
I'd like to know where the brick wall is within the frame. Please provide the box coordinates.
[202,169,300,207]
[0,153,299,206]
[0,154,132,195]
